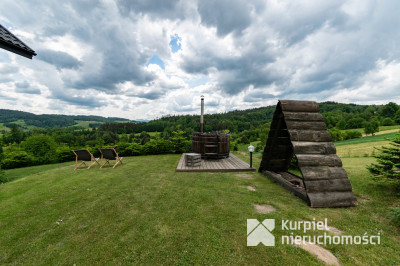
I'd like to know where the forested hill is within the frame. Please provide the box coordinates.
[1,101,400,171]
[0,109,131,128]
[99,101,400,135]
[2,101,400,132]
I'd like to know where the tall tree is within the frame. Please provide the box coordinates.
[380,102,399,118]
[23,134,58,164]
[6,124,24,144]
[364,119,379,136]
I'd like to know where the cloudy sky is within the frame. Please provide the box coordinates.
[1,0,400,120]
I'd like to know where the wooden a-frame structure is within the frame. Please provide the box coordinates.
[259,100,357,208]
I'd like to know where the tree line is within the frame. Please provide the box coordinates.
[0,125,191,180]
[99,101,400,141]
[0,109,131,128]
[1,101,400,176]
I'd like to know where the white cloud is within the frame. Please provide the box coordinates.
[1,0,400,120]
[328,59,400,104]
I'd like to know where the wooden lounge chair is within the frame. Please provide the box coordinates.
[72,149,100,170]
[99,148,123,168]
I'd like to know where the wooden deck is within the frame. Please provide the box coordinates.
[176,153,256,172]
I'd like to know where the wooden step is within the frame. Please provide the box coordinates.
[205,145,217,148]
[204,153,218,156]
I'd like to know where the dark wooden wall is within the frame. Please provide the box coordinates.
[192,132,230,159]
[259,100,357,208]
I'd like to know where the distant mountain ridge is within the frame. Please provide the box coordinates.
[0,109,133,128]
[1,101,396,132]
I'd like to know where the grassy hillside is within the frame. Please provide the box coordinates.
[0,120,39,132]
[334,131,399,146]
[0,109,132,129]
[334,129,399,157]
[1,152,399,264]
[340,125,400,136]
[336,141,391,158]
[68,120,103,129]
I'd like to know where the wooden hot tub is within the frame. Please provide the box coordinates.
[192,131,230,159]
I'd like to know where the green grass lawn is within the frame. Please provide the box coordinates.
[10,119,39,131]
[68,120,102,129]
[334,130,399,158]
[1,162,73,183]
[334,131,399,146]
[335,140,391,158]
[0,120,39,134]
[341,125,400,136]
[1,152,399,264]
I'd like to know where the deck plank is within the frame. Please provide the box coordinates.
[230,154,250,168]
[176,153,256,172]
[178,153,185,169]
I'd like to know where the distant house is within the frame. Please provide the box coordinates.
[0,24,36,59]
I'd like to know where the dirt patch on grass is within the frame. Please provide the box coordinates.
[357,195,371,203]
[253,204,276,214]
[325,226,343,235]
[247,186,256,191]
[235,174,253,179]
[294,240,341,265]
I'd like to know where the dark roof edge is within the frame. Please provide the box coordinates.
[0,24,36,59]
[0,41,36,59]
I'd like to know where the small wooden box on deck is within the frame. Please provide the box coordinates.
[185,153,201,167]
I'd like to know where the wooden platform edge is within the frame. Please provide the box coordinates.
[262,170,309,202]
[176,153,256,172]
[176,168,256,172]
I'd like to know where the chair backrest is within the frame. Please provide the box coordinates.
[73,149,92,161]
[100,148,117,160]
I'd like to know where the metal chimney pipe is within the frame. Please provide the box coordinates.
[200,95,204,133]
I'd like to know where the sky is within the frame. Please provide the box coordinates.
[1,0,400,120]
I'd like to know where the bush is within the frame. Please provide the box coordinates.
[367,134,400,184]
[255,142,265,152]
[336,120,346,130]
[346,117,365,129]
[344,130,362,140]
[87,145,104,158]
[23,134,58,164]
[143,138,171,155]
[116,142,143,156]
[240,135,249,144]
[116,142,131,156]
[170,131,191,154]
[328,128,344,141]
[56,145,75,162]
[2,150,35,169]
[233,143,238,151]
[382,118,395,126]
[127,142,143,156]
[394,109,400,124]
